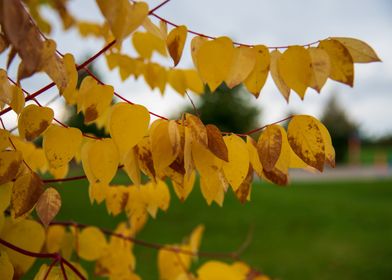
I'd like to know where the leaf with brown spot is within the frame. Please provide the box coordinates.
[235,165,253,204]
[36,187,62,227]
[0,150,22,185]
[257,125,282,172]
[186,113,208,147]
[11,172,44,218]
[308,47,331,93]
[18,105,54,141]
[135,136,156,181]
[318,39,354,87]
[287,115,325,171]
[332,37,381,63]
[206,124,228,162]
[166,25,187,66]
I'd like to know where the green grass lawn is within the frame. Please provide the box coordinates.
[25,174,392,280]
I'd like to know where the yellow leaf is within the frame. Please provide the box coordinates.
[89,182,109,204]
[287,115,325,171]
[235,165,253,203]
[78,21,104,37]
[191,36,207,69]
[184,69,204,94]
[167,25,187,66]
[144,62,167,94]
[270,50,290,102]
[123,148,141,186]
[257,125,282,172]
[97,0,148,44]
[132,31,167,60]
[222,134,250,191]
[278,46,311,99]
[10,85,25,114]
[48,163,68,179]
[0,218,44,278]
[45,225,65,253]
[81,138,120,184]
[34,263,88,280]
[332,37,381,63]
[43,125,82,168]
[263,126,290,185]
[62,53,78,105]
[77,76,114,124]
[206,124,228,162]
[197,261,245,280]
[0,250,13,280]
[150,120,179,176]
[0,129,11,151]
[0,150,22,185]
[246,136,265,179]
[316,120,335,168]
[225,46,256,88]
[186,113,208,147]
[18,104,54,140]
[318,39,354,87]
[308,47,331,92]
[196,37,234,92]
[0,69,12,105]
[78,226,107,261]
[135,136,156,180]
[142,17,167,40]
[0,182,13,213]
[11,172,44,218]
[109,102,150,157]
[192,142,226,205]
[126,186,148,222]
[143,180,170,218]
[168,69,187,95]
[105,185,129,216]
[244,45,270,97]
[184,125,195,181]
[35,187,61,227]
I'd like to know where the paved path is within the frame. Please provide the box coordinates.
[289,165,392,182]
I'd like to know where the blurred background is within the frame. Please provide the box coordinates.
[1,0,391,279]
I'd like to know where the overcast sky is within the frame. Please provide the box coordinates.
[1,0,391,138]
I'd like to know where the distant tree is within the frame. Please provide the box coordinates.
[179,84,261,134]
[321,95,358,163]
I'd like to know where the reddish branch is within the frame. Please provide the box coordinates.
[0,238,86,280]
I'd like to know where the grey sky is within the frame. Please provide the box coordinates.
[1,0,391,138]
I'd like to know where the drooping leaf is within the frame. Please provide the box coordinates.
[105,185,129,216]
[96,0,148,44]
[0,250,13,280]
[206,124,228,162]
[235,165,253,204]
[109,102,150,157]
[144,180,171,218]
[186,113,208,147]
[0,182,12,213]
[77,226,107,261]
[144,62,167,94]
[197,261,245,280]
[123,148,141,186]
[196,37,234,91]
[18,105,54,141]
[257,125,282,172]
[35,187,62,228]
[308,47,331,92]
[62,53,78,105]
[318,39,354,87]
[244,45,270,97]
[10,85,25,114]
[45,225,66,253]
[332,37,381,63]
[132,31,167,59]
[184,69,204,94]
[278,46,311,99]
[222,134,250,191]
[287,115,325,171]
[190,36,207,69]
[11,172,44,218]
[316,120,336,167]
[270,50,290,101]
[246,136,264,178]
[81,138,120,184]
[43,125,82,168]
[167,69,187,95]
[166,25,188,66]
[224,46,256,88]
[135,136,156,180]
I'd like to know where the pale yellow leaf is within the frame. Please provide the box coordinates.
[0,250,13,280]
[78,226,107,261]
[0,150,22,185]
[123,148,141,186]
[144,62,167,94]
[132,31,167,59]
[225,46,256,88]
[308,47,331,92]
[332,37,381,63]
[270,50,290,101]
[190,36,207,69]
[10,85,25,114]
[168,69,187,95]
[184,69,204,94]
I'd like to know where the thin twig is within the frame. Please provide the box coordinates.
[185,90,200,118]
